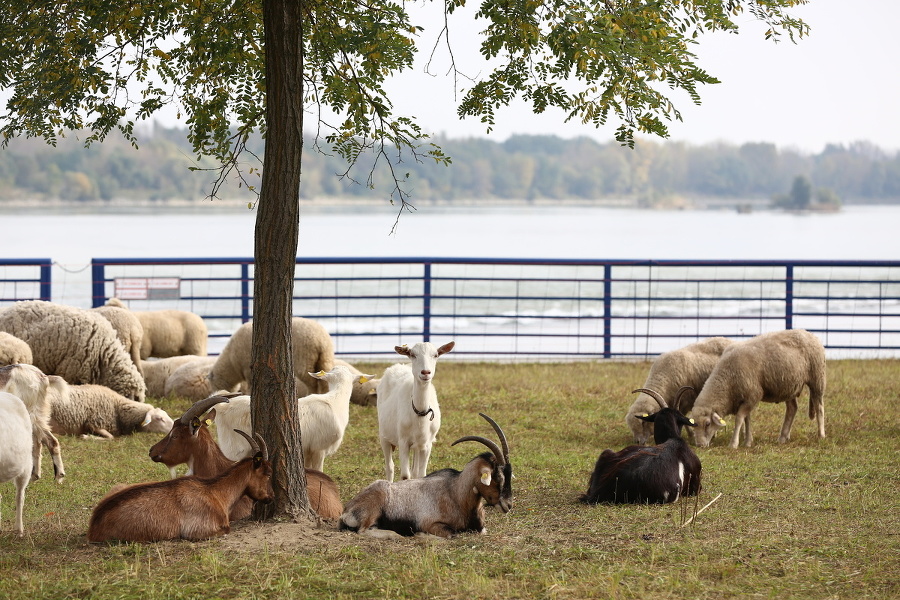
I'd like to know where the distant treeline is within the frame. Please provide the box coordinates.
[1,124,898,206]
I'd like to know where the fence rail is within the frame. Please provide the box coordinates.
[2,257,899,359]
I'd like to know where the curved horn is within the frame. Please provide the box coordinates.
[254,432,269,461]
[632,387,668,409]
[179,394,234,425]
[478,413,509,462]
[233,429,260,456]
[451,435,506,466]
[673,385,695,413]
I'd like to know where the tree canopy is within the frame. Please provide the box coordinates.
[0,0,810,520]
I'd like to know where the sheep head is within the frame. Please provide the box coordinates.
[688,405,727,448]
[451,413,513,513]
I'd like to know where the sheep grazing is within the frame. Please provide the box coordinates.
[0,363,66,482]
[0,331,32,367]
[91,304,145,375]
[148,394,343,519]
[0,300,146,402]
[376,341,455,482]
[0,391,34,537]
[581,387,702,505]
[689,329,827,449]
[106,298,208,359]
[334,359,380,406]
[162,356,218,400]
[47,382,173,440]
[208,317,335,397]
[140,355,210,398]
[212,364,374,471]
[87,429,273,543]
[340,412,513,539]
[625,337,734,444]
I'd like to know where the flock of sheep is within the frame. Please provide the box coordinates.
[0,298,827,542]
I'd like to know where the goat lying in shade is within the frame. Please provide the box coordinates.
[340,413,512,539]
[581,387,701,505]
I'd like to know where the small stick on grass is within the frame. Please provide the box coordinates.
[681,493,723,528]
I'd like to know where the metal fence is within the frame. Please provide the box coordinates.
[2,257,899,359]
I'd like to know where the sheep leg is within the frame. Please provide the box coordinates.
[778,398,798,443]
[89,428,115,440]
[380,438,396,482]
[730,405,753,448]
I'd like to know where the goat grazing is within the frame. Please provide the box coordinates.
[0,391,34,536]
[0,363,66,482]
[581,387,702,505]
[340,412,512,539]
[149,394,343,519]
[689,329,826,448]
[87,429,273,542]
[376,341,454,481]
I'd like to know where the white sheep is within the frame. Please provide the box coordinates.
[0,300,146,402]
[163,357,219,400]
[376,341,455,482]
[334,359,380,406]
[208,317,335,397]
[0,331,32,366]
[0,363,66,482]
[47,382,173,439]
[211,365,374,469]
[625,337,734,444]
[106,298,208,359]
[689,329,827,448]
[0,391,34,537]
[91,304,145,375]
[140,355,208,398]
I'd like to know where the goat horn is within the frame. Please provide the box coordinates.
[673,386,695,413]
[452,435,506,467]
[178,394,234,424]
[254,432,269,461]
[233,429,260,456]
[478,413,510,462]
[633,388,668,409]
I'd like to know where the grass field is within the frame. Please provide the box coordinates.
[1,359,898,599]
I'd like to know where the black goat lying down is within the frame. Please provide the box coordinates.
[581,387,702,505]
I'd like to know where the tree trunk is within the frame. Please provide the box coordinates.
[251,0,310,519]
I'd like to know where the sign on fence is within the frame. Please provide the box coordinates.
[114,277,181,300]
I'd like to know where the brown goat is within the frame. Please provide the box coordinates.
[148,394,343,519]
[87,430,273,543]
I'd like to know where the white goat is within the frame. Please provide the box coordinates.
[211,365,374,470]
[376,341,455,482]
[0,391,33,536]
[0,363,66,482]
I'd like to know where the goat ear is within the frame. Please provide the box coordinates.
[395,345,411,356]
[479,467,492,486]
[189,417,203,436]
[207,408,217,422]
[635,412,655,423]
[438,341,455,355]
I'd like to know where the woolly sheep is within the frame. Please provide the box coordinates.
[625,337,734,444]
[689,329,826,448]
[47,382,173,439]
[163,357,218,401]
[0,332,32,366]
[208,317,335,397]
[91,304,145,375]
[141,355,208,398]
[334,359,379,406]
[0,391,33,536]
[106,298,208,359]
[0,300,146,402]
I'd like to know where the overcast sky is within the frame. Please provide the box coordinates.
[383,0,900,154]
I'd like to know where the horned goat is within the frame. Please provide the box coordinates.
[0,391,33,536]
[376,341,454,481]
[625,337,734,444]
[87,429,273,542]
[581,387,702,504]
[149,394,343,519]
[340,412,512,539]
[0,363,66,482]
[689,329,826,448]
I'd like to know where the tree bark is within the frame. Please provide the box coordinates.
[251,0,309,519]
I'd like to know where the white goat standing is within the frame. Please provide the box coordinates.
[0,391,33,536]
[377,341,455,481]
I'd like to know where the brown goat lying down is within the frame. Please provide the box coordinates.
[87,430,273,543]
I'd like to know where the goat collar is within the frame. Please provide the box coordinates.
[411,398,435,421]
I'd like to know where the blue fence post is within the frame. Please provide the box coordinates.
[785,264,794,330]
[423,262,432,342]
[39,261,52,301]
[91,261,106,307]
[603,264,612,359]
[241,263,251,323]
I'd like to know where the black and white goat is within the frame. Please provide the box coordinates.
[580,387,702,505]
[340,413,512,539]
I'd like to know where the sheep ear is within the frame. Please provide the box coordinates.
[357,375,369,384]
[712,413,727,428]
[309,370,327,379]
[141,412,152,427]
